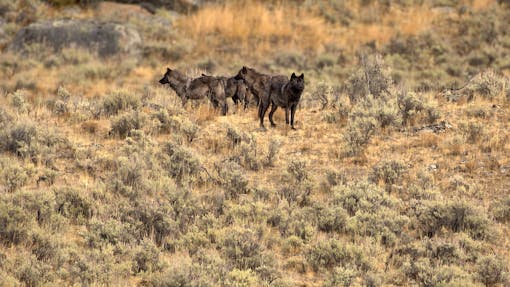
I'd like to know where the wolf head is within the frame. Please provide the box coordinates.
[235,66,256,81]
[159,68,173,84]
[289,72,305,93]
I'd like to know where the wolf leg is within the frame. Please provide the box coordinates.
[259,97,270,128]
[268,102,278,127]
[285,108,289,125]
[290,104,297,130]
[222,100,228,116]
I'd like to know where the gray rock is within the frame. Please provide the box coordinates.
[112,0,207,13]
[8,19,142,57]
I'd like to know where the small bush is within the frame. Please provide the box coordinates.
[397,90,424,125]
[1,161,28,192]
[140,266,192,287]
[0,201,32,246]
[10,90,28,113]
[287,159,308,183]
[16,256,54,287]
[102,90,141,116]
[344,116,377,156]
[265,139,281,167]
[0,122,39,159]
[0,107,13,130]
[317,206,348,233]
[305,238,370,271]
[216,160,249,199]
[55,187,94,223]
[225,268,258,287]
[30,232,60,262]
[414,201,490,239]
[132,240,162,274]
[324,266,358,287]
[476,255,508,287]
[227,126,243,147]
[346,54,393,103]
[370,160,407,192]
[162,142,202,185]
[109,111,146,139]
[491,196,510,223]
[222,227,261,270]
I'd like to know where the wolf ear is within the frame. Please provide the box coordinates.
[202,73,207,76]
[291,72,296,78]
[167,67,172,72]
[242,66,248,73]
[299,73,304,79]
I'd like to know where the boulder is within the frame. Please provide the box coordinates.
[8,19,142,57]
[112,0,207,13]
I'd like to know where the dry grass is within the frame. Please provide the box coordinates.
[177,1,332,56]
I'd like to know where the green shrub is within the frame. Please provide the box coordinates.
[162,142,202,185]
[102,90,140,116]
[345,54,393,103]
[344,116,377,156]
[305,238,370,271]
[132,240,162,274]
[110,155,148,198]
[491,196,510,223]
[0,107,13,130]
[414,201,490,239]
[225,269,258,287]
[216,160,249,199]
[10,90,28,113]
[16,256,54,287]
[222,227,261,270]
[109,111,146,139]
[0,122,39,159]
[403,258,460,287]
[476,255,508,287]
[0,160,28,192]
[0,201,32,246]
[277,208,316,241]
[265,139,281,167]
[227,126,243,147]
[324,266,358,287]
[317,206,348,233]
[333,181,396,216]
[85,219,135,248]
[370,160,407,192]
[140,267,192,287]
[397,90,424,125]
[30,232,61,263]
[55,187,94,223]
[238,137,261,171]
[287,159,308,183]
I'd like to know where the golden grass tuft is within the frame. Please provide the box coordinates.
[177,1,332,55]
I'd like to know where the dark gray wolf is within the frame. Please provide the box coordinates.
[202,74,251,110]
[159,68,209,105]
[268,72,305,129]
[234,66,285,129]
[159,68,228,114]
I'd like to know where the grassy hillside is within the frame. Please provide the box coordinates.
[0,0,509,286]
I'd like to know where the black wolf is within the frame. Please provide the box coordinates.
[235,66,285,129]
[268,72,305,129]
[159,68,228,114]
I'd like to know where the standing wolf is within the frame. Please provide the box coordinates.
[201,74,251,110]
[235,66,285,129]
[268,72,305,129]
[159,68,228,114]
[159,68,208,105]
